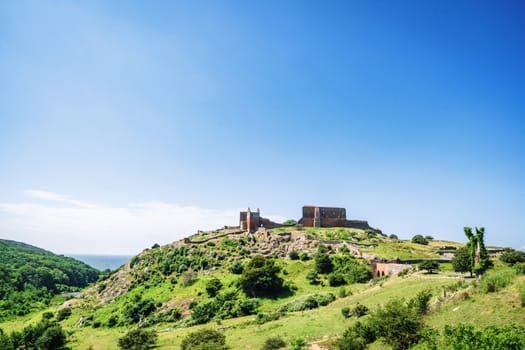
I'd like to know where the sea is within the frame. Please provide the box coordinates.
[69,254,132,271]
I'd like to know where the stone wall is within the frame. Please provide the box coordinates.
[371,261,412,278]
[301,206,347,227]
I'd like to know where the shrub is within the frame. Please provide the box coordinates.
[479,268,516,293]
[314,252,333,274]
[107,315,118,327]
[341,307,351,318]
[306,270,320,285]
[181,329,227,350]
[118,329,157,350]
[313,292,336,306]
[205,278,223,297]
[181,269,198,286]
[514,262,525,275]
[290,337,307,350]
[389,234,399,240]
[288,250,300,260]
[351,303,369,317]
[328,273,346,286]
[261,336,286,350]
[240,256,285,297]
[256,312,280,324]
[500,248,525,266]
[56,307,72,321]
[298,252,310,261]
[411,235,429,245]
[229,261,244,274]
[280,293,335,312]
[408,289,432,315]
[338,287,352,298]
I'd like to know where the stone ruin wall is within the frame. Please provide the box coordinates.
[371,261,412,278]
[301,206,347,227]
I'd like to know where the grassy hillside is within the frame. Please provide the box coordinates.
[1,229,523,350]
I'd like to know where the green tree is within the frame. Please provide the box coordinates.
[314,246,333,274]
[451,246,472,275]
[464,226,490,277]
[500,248,525,266]
[118,329,157,350]
[180,329,227,350]
[283,219,297,226]
[261,336,287,350]
[240,255,284,297]
[369,299,424,350]
[419,260,439,274]
[411,235,429,245]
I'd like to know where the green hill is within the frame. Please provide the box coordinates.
[1,229,524,350]
[0,239,100,320]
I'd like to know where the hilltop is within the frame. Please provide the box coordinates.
[1,221,525,350]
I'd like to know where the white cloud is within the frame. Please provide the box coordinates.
[0,191,239,255]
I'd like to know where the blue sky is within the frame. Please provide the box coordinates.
[0,1,524,254]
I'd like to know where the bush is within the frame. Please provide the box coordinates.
[298,252,310,261]
[338,287,352,298]
[519,284,525,307]
[500,248,525,266]
[408,289,432,315]
[288,250,300,260]
[389,234,399,240]
[290,337,307,350]
[240,256,285,297]
[205,278,223,297]
[181,329,227,350]
[229,261,244,274]
[56,307,72,321]
[328,273,346,286]
[262,336,286,350]
[306,270,320,285]
[256,311,280,324]
[280,293,335,312]
[479,268,516,293]
[118,329,157,350]
[411,235,429,245]
[351,303,369,317]
[314,252,333,274]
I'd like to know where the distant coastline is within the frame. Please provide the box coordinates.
[69,254,132,271]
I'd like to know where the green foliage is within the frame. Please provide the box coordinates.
[419,260,439,274]
[418,324,525,350]
[205,278,223,297]
[256,311,280,324]
[56,307,72,321]
[451,246,472,274]
[408,289,432,315]
[314,249,333,274]
[122,295,156,325]
[118,329,157,350]
[0,239,99,320]
[288,250,300,260]
[229,261,244,274]
[279,292,335,312]
[289,337,307,350]
[341,306,351,318]
[181,329,228,350]
[240,255,285,297]
[1,317,68,350]
[464,227,490,277]
[479,268,516,293]
[283,219,297,226]
[389,234,399,240]
[412,235,429,245]
[190,291,259,325]
[500,248,525,266]
[306,270,320,285]
[337,320,375,350]
[369,298,424,350]
[261,336,286,350]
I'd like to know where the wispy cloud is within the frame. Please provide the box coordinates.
[0,191,239,255]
